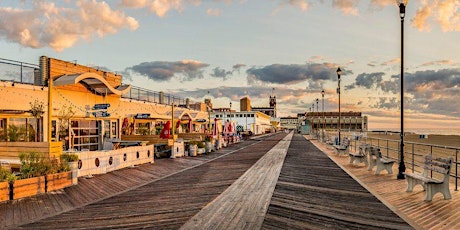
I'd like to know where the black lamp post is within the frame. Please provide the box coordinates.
[316,98,319,135]
[321,90,325,141]
[397,0,408,180]
[337,67,342,145]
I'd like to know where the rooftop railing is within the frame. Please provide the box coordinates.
[0,58,197,108]
[0,58,39,85]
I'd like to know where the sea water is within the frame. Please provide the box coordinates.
[370,128,460,136]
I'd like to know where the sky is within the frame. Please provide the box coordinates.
[0,0,460,130]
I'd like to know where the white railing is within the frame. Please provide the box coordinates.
[71,145,154,178]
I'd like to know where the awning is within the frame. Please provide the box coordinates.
[53,72,131,96]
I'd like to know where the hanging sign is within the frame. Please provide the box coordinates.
[93,103,110,110]
[92,111,110,117]
[134,113,151,119]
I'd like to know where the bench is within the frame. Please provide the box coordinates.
[368,147,395,174]
[349,144,369,166]
[333,138,350,156]
[405,155,453,201]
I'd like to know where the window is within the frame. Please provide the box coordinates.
[71,120,100,151]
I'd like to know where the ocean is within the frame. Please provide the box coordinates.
[370,128,460,136]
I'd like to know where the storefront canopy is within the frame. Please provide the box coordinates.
[53,72,131,96]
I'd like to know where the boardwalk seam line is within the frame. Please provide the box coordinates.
[15,138,267,228]
[308,137,422,230]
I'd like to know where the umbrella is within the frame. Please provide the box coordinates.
[160,121,171,139]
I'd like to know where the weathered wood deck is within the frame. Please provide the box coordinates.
[6,133,287,229]
[312,138,460,230]
[262,134,411,229]
[4,132,460,229]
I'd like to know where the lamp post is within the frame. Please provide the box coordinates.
[397,0,408,180]
[337,67,342,145]
[321,90,325,141]
[316,98,319,136]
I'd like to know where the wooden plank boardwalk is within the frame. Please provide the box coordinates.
[8,133,287,229]
[262,134,412,230]
[180,133,293,229]
[5,132,458,229]
[312,137,460,230]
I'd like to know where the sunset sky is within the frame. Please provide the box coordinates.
[1,0,459,130]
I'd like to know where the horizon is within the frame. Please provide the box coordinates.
[1,0,459,130]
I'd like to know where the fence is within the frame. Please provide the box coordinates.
[0,58,39,85]
[0,58,196,108]
[345,134,460,191]
[122,86,195,107]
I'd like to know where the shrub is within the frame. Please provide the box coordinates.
[196,141,206,148]
[0,167,17,183]
[19,152,59,178]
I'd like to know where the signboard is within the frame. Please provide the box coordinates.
[93,103,110,110]
[92,111,110,117]
[134,113,151,119]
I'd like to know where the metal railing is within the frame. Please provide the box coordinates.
[346,135,460,191]
[122,86,195,107]
[0,58,197,109]
[0,58,39,84]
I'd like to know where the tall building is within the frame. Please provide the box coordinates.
[251,94,277,118]
[240,97,251,112]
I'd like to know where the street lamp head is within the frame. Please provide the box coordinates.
[397,0,408,19]
[316,98,319,103]
[336,67,342,79]
[321,90,325,96]
[229,101,232,108]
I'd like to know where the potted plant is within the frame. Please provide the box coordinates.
[196,141,206,154]
[60,153,79,185]
[0,166,16,201]
[205,135,214,153]
[188,141,197,157]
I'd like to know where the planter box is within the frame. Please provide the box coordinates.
[46,171,72,192]
[197,148,206,154]
[0,181,9,202]
[12,176,45,200]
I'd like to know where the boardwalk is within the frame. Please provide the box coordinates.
[262,134,411,229]
[1,132,442,229]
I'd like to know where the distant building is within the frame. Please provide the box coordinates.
[240,97,251,112]
[279,117,298,130]
[299,112,367,134]
[250,95,277,118]
[212,111,273,135]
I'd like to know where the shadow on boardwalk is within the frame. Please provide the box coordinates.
[2,132,414,229]
[262,134,412,230]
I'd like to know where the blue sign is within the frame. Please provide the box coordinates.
[134,113,150,119]
[92,111,110,117]
[93,103,110,110]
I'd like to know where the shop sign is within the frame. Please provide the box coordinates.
[134,113,150,119]
[93,103,110,110]
[92,111,110,117]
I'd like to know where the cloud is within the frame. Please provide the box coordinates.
[272,0,308,14]
[206,8,221,16]
[126,60,209,82]
[346,72,385,90]
[0,0,139,51]
[420,60,455,67]
[381,58,401,66]
[210,67,233,79]
[332,0,360,16]
[119,0,184,17]
[411,0,460,32]
[246,63,347,86]
[232,63,246,73]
